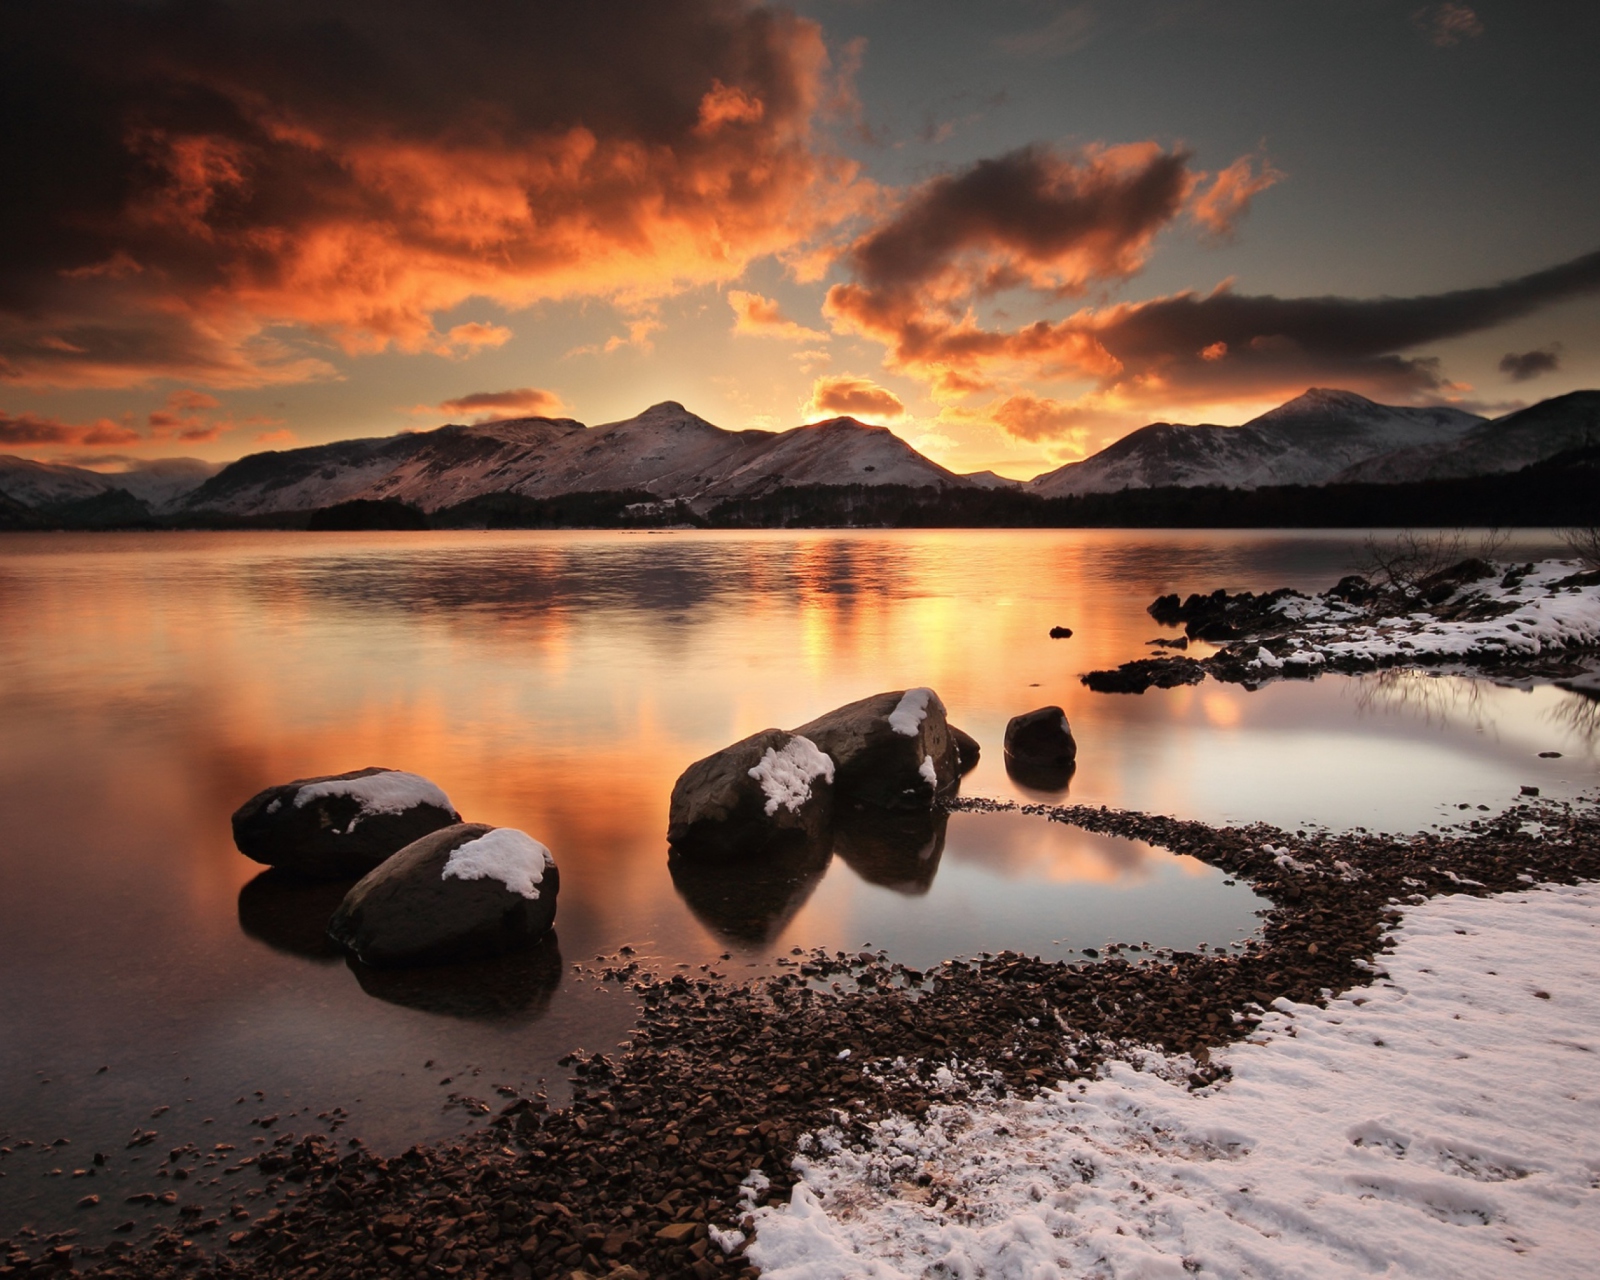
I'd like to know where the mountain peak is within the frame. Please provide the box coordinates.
[1252,388,1381,422]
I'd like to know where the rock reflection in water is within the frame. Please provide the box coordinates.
[347,933,563,1022]
[668,837,832,946]
[831,807,947,896]
[1003,756,1077,795]
[237,869,356,963]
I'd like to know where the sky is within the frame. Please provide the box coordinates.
[0,0,1596,480]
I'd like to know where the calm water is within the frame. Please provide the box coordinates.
[1,529,1593,1237]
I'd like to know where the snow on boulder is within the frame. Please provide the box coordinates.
[668,729,834,858]
[231,766,461,879]
[792,688,960,810]
[326,823,558,967]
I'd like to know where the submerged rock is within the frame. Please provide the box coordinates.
[231,767,460,879]
[667,729,834,857]
[793,687,959,810]
[327,823,558,966]
[1004,706,1078,769]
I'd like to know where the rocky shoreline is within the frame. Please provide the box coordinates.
[5,789,1598,1280]
[1083,557,1600,693]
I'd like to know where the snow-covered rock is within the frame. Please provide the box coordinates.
[231,766,462,879]
[793,688,960,811]
[327,823,558,966]
[667,729,836,858]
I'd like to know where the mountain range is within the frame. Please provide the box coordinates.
[1,388,1596,522]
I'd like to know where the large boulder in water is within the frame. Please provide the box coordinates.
[1004,706,1078,769]
[793,688,959,810]
[327,824,558,966]
[232,767,460,879]
[667,729,834,858]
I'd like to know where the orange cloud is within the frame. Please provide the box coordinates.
[0,1,873,390]
[254,428,297,447]
[429,322,514,358]
[804,374,906,421]
[1191,155,1283,239]
[728,290,828,340]
[0,411,142,449]
[437,387,568,419]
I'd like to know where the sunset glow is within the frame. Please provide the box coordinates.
[1,1,1594,481]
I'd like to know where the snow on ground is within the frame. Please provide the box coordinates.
[440,827,553,898]
[748,883,1600,1279]
[292,768,456,820]
[1249,560,1600,674]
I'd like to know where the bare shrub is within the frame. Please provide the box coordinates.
[1359,530,1466,600]
[1559,526,1600,571]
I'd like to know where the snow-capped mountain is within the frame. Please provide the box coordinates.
[178,402,968,516]
[1333,390,1600,483]
[0,455,219,512]
[1028,389,1486,497]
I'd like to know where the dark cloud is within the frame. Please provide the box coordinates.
[1498,344,1562,382]
[845,143,1197,300]
[0,0,866,388]
[1414,3,1484,48]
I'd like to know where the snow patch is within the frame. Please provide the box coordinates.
[748,735,834,816]
[750,882,1600,1279]
[888,688,940,736]
[293,770,454,827]
[441,828,553,899]
[918,755,938,786]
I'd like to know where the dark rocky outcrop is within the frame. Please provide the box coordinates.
[1003,706,1078,769]
[231,767,460,879]
[793,688,959,810]
[666,729,834,858]
[327,824,559,967]
[1083,655,1209,694]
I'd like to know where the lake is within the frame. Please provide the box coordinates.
[0,528,1592,1237]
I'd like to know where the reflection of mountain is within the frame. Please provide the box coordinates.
[237,870,355,964]
[347,933,563,1021]
[831,808,946,895]
[668,840,832,946]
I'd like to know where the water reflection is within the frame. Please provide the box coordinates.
[237,870,354,964]
[667,842,833,946]
[831,808,947,895]
[1003,756,1077,795]
[346,933,564,1022]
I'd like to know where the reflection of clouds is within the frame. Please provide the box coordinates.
[1202,693,1242,727]
[942,811,1161,886]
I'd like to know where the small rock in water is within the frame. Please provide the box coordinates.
[1538,751,1562,758]
[1049,626,1073,639]
[1521,785,1541,796]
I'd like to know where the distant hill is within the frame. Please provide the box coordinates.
[1,388,1595,529]
[1333,390,1600,483]
[1027,389,1485,497]
[176,402,971,517]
